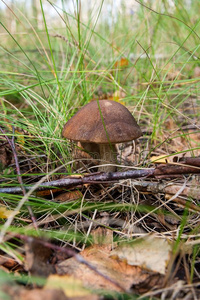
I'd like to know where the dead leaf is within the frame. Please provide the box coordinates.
[25,238,55,277]
[107,90,126,104]
[184,130,200,156]
[0,138,12,168]
[45,274,96,299]
[55,190,83,202]
[20,289,68,300]
[2,284,68,300]
[151,155,172,164]
[92,227,113,248]
[110,235,172,275]
[36,188,62,197]
[114,57,129,68]
[0,206,17,219]
[131,272,165,294]
[0,255,20,270]
[56,244,152,292]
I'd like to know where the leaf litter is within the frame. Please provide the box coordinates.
[1,107,200,299]
[0,57,200,300]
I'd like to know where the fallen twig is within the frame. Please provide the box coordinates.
[0,168,154,194]
[165,195,200,213]
[0,157,200,195]
[131,180,200,212]
[133,180,200,200]
[0,127,38,230]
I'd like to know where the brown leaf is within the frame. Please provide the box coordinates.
[25,238,55,277]
[0,138,12,167]
[55,190,83,202]
[0,255,20,270]
[36,188,62,197]
[19,289,68,300]
[131,272,165,294]
[114,57,129,68]
[2,284,68,300]
[56,245,150,292]
[92,227,113,247]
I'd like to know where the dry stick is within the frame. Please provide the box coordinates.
[0,163,77,244]
[0,168,155,194]
[166,196,200,213]
[10,233,125,292]
[133,180,200,209]
[1,157,200,195]
[0,127,38,231]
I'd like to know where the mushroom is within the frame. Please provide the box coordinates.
[62,100,142,172]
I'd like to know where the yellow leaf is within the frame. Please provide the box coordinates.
[15,130,25,147]
[108,90,126,104]
[150,155,172,164]
[0,206,17,219]
[45,274,91,298]
[114,57,129,68]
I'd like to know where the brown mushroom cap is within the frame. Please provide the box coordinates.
[62,100,142,143]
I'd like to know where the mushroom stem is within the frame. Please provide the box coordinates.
[80,142,100,160]
[98,144,117,172]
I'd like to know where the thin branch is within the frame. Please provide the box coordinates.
[133,181,200,212]
[139,180,200,199]
[0,157,200,195]
[0,127,38,230]
[0,168,155,194]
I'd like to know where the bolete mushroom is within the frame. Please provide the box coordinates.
[62,100,142,172]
